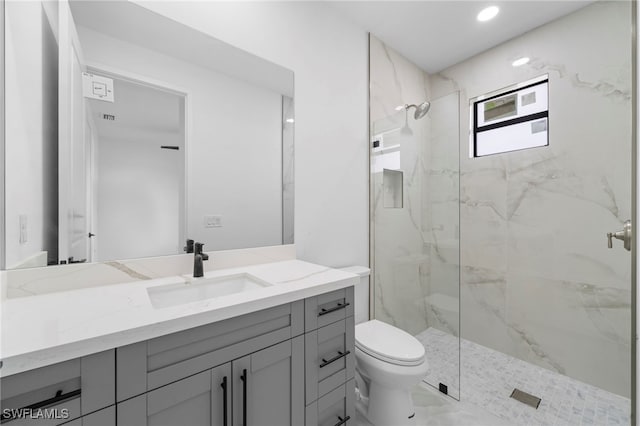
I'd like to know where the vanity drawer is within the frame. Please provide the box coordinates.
[60,406,115,426]
[117,300,304,400]
[0,350,115,425]
[305,287,354,332]
[305,317,355,405]
[305,379,355,426]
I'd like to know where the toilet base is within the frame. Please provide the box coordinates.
[365,384,416,426]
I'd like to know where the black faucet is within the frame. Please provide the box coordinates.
[193,242,209,278]
[184,239,194,253]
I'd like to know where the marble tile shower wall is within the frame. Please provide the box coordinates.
[371,35,430,336]
[429,1,632,397]
[370,34,460,338]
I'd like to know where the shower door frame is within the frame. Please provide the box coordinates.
[632,2,638,424]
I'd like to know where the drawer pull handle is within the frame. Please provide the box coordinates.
[320,350,351,368]
[334,415,351,426]
[240,368,248,426]
[318,302,350,316]
[0,389,81,422]
[221,376,228,426]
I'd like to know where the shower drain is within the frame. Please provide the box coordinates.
[510,388,542,409]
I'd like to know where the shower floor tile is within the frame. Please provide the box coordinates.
[355,382,511,426]
[414,327,631,426]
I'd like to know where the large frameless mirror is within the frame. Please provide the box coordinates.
[3,0,294,270]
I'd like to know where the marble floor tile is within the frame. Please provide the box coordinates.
[413,327,630,426]
[355,382,511,426]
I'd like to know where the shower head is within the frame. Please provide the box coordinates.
[405,101,431,119]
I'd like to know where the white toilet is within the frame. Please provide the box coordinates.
[354,320,429,426]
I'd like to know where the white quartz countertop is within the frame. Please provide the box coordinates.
[0,260,358,377]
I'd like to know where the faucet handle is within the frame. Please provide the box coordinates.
[194,242,205,255]
[607,220,632,251]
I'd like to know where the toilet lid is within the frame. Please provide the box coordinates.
[355,320,425,366]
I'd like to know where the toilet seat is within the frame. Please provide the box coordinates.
[355,320,425,367]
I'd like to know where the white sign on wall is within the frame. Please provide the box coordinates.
[82,72,115,102]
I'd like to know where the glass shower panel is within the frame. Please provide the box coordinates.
[371,91,461,400]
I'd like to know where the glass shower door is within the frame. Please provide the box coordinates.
[370,91,461,399]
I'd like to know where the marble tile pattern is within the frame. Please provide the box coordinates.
[370,34,434,337]
[370,0,630,408]
[428,1,632,397]
[356,382,512,426]
[415,327,630,426]
[2,244,296,298]
[1,258,358,377]
[370,35,461,397]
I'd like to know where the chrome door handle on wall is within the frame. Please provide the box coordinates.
[607,220,631,251]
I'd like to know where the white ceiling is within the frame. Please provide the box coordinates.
[70,0,294,97]
[330,1,596,73]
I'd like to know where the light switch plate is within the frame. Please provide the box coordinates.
[204,215,222,228]
[19,214,28,244]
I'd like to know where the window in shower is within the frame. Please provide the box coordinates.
[471,75,549,157]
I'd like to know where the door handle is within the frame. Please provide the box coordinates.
[220,376,228,426]
[334,415,351,426]
[607,220,632,251]
[240,368,248,426]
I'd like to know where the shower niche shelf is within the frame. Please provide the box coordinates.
[383,169,403,209]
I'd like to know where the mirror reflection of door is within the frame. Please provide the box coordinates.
[58,0,186,264]
[58,0,89,265]
[89,75,186,262]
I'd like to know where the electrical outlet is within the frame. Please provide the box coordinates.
[204,215,222,228]
[19,215,28,244]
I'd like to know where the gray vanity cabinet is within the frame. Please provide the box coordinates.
[305,380,355,426]
[60,407,115,426]
[118,338,304,426]
[232,337,304,426]
[0,350,115,425]
[304,288,355,426]
[117,363,230,426]
[1,285,356,426]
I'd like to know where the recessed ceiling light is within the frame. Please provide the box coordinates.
[512,57,530,67]
[285,118,295,123]
[477,6,499,22]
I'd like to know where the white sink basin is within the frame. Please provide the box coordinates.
[147,272,273,308]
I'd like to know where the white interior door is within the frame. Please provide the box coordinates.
[58,0,90,264]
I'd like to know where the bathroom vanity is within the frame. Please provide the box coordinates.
[0,260,357,426]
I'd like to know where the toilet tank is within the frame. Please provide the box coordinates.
[338,266,370,325]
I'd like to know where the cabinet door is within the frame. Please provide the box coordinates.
[232,337,304,426]
[117,363,231,426]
